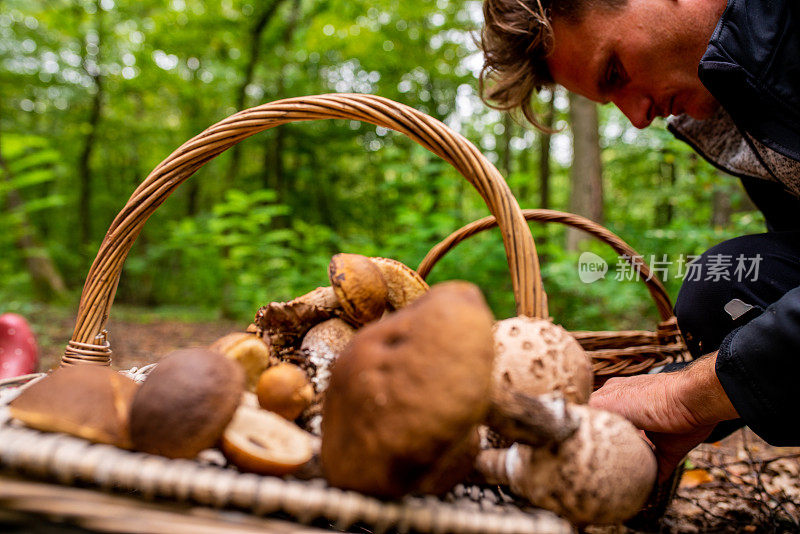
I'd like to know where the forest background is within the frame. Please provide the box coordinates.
[1,0,765,340]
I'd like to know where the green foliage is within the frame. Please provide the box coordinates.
[0,1,769,332]
[0,133,67,306]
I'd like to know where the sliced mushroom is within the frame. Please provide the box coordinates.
[221,405,318,476]
[9,365,138,448]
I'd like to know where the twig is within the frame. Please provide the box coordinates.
[692,452,800,470]
[673,493,745,525]
[741,431,799,531]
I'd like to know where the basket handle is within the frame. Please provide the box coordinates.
[417,208,674,321]
[63,94,546,366]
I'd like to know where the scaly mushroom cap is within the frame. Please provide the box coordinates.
[328,253,388,326]
[492,317,593,405]
[299,318,356,394]
[9,365,138,448]
[477,404,657,525]
[369,257,429,309]
[129,348,245,459]
[321,281,495,498]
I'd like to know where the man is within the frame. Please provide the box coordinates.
[479,0,800,484]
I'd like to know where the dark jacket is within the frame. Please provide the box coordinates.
[684,0,800,445]
[699,0,800,163]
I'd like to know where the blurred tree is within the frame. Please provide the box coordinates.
[538,90,555,210]
[566,92,603,251]
[0,128,67,300]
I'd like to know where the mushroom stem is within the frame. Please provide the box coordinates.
[476,404,658,525]
[254,286,341,348]
[474,447,510,486]
[487,393,581,448]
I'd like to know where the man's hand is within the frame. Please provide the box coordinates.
[589,353,738,482]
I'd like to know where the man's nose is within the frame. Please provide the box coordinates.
[613,93,654,129]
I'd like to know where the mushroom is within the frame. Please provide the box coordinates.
[299,318,356,394]
[254,286,341,350]
[221,405,318,476]
[210,332,276,390]
[476,403,657,525]
[254,253,390,349]
[256,362,314,421]
[321,281,495,498]
[492,316,593,407]
[369,256,429,309]
[9,365,138,448]
[328,253,388,326]
[129,348,245,459]
[485,392,581,449]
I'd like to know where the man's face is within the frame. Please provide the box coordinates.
[547,0,723,128]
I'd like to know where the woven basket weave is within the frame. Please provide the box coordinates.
[417,209,691,388]
[0,94,577,533]
[0,94,687,531]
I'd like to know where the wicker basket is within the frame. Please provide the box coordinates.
[0,94,677,532]
[0,94,572,534]
[417,208,692,388]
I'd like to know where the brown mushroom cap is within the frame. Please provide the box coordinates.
[321,281,495,498]
[210,332,275,390]
[492,317,593,405]
[9,365,138,448]
[256,363,314,421]
[328,253,388,326]
[369,256,429,309]
[477,404,657,525]
[129,348,245,459]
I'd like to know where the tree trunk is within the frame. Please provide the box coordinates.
[566,92,603,251]
[501,112,512,178]
[538,93,556,210]
[264,0,300,205]
[655,150,677,226]
[184,64,208,216]
[77,0,104,247]
[711,170,733,227]
[227,0,288,183]
[0,129,68,301]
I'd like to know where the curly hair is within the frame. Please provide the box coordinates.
[479,0,625,129]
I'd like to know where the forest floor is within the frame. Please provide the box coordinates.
[27,306,800,533]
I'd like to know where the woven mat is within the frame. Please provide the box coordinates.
[0,372,572,534]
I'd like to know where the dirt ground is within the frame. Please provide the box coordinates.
[30,310,800,533]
